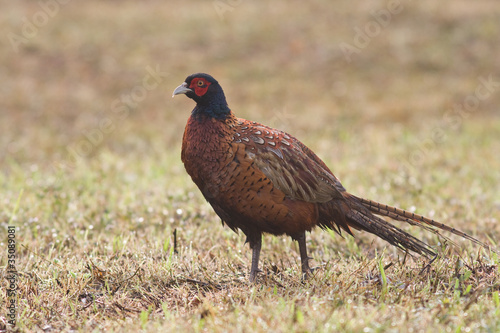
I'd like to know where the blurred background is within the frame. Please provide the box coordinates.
[1,0,499,236]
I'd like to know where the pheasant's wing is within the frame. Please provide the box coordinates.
[234,120,345,203]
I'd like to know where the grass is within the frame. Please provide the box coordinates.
[1,0,500,332]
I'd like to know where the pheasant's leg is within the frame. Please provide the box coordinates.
[249,237,262,283]
[297,232,313,277]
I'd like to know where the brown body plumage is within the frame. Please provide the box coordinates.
[173,73,490,282]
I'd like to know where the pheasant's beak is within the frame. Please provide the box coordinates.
[172,82,192,98]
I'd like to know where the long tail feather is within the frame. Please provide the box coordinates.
[346,208,436,257]
[352,195,492,251]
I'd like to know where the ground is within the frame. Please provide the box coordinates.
[1,0,500,332]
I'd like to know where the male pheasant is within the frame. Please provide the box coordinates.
[173,73,490,282]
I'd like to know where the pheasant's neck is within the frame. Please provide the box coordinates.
[191,98,231,120]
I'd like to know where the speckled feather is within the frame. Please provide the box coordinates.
[182,113,317,243]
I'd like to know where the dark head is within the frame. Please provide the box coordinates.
[172,73,231,119]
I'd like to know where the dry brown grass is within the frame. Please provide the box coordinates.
[1,0,500,332]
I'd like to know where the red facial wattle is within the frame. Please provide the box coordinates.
[189,78,212,97]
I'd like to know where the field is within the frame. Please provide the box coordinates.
[1,0,500,331]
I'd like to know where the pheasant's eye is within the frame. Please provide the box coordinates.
[197,80,205,87]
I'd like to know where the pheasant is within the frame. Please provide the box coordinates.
[173,73,490,282]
